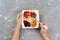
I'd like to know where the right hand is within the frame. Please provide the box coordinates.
[40,22,48,35]
[40,22,50,40]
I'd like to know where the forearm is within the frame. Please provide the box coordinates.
[11,24,21,40]
[42,32,50,40]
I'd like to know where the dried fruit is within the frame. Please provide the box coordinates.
[24,11,30,18]
[24,20,30,27]
[30,12,36,18]
[23,11,37,28]
[31,20,37,28]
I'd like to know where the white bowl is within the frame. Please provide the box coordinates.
[22,10,39,28]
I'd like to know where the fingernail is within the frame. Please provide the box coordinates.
[43,25,47,29]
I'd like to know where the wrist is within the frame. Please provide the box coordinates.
[16,23,21,28]
[15,24,21,30]
[40,31,47,35]
[41,32,50,40]
[41,32,47,37]
[16,24,20,26]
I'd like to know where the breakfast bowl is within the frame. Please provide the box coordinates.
[22,10,39,28]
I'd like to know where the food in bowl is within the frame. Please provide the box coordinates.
[22,10,39,28]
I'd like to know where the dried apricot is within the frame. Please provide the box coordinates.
[31,20,37,28]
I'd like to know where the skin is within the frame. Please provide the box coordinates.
[40,22,50,40]
[11,14,22,40]
[11,14,50,40]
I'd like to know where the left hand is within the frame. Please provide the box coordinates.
[16,14,22,26]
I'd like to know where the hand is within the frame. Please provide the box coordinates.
[16,14,22,26]
[40,22,48,35]
[39,22,50,40]
[11,14,22,40]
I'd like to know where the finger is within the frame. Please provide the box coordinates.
[42,22,47,26]
[19,14,22,19]
[40,23,44,30]
[17,13,22,19]
[40,26,44,32]
[43,25,48,30]
[42,22,48,28]
[17,14,20,19]
[40,23,48,31]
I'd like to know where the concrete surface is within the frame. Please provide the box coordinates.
[0,0,60,40]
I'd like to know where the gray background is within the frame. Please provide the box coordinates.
[0,0,60,40]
